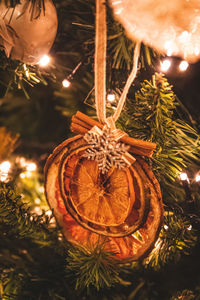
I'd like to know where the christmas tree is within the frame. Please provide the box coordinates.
[0,0,200,299]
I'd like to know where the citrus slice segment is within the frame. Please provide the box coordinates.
[61,151,150,237]
[54,165,163,261]
[44,135,163,261]
[68,157,134,226]
[45,136,162,239]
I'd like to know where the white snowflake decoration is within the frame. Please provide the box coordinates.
[83,126,131,174]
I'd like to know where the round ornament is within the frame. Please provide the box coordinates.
[44,138,163,261]
[45,135,152,238]
[0,0,57,64]
[109,0,200,62]
[45,129,163,239]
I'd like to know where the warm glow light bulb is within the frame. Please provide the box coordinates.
[20,171,32,179]
[62,79,71,88]
[180,172,188,181]
[160,59,171,72]
[34,198,41,205]
[179,60,189,71]
[39,55,50,67]
[20,173,25,179]
[0,161,11,182]
[107,93,116,103]
[195,174,200,182]
[0,161,11,173]
[45,210,52,217]
[26,162,37,172]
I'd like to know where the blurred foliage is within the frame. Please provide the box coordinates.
[171,289,195,300]
[0,127,19,161]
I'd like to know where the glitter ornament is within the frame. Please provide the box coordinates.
[109,0,200,62]
[0,0,57,64]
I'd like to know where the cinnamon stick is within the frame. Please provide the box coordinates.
[70,111,156,157]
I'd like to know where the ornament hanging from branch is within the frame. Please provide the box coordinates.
[109,0,200,62]
[0,0,57,64]
[44,134,163,261]
[45,0,164,261]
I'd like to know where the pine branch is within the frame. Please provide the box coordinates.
[171,289,195,300]
[0,183,67,252]
[143,212,197,270]
[0,270,24,300]
[66,241,123,291]
[118,73,200,204]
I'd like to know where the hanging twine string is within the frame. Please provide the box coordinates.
[113,42,141,122]
[95,0,107,124]
[71,1,156,171]
[95,0,140,125]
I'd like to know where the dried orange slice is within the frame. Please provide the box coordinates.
[44,156,163,261]
[44,135,162,242]
[44,136,163,260]
[57,138,151,236]
[65,157,134,226]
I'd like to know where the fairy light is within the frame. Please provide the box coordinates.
[195,174,200,182]
[62,79,71,88]
[187,225,192,231]
[45,210,52,217]
[107,93,116,103]
[20,171,33,179]
[33,206,42,215]
[180,172,189,182]
[34,198,41,205]
[16,157,26,167]
[179,60,189,71]
[20,173,26,179]
[164,225,169,230]
[38,186,44,193]
[39,55,50,67]
[17,157,37,179]
[26,162,37,172]
[160,59,171,72]
[0,161,11,182]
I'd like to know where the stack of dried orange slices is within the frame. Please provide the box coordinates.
[45,135,163,262]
